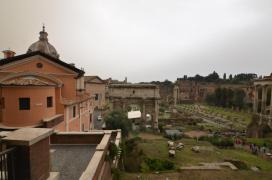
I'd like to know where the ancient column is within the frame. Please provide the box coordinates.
[253,86,258,113]
[173,85,179,106]
[261,86,267,114]
[142,101,146,125]
[153,100,159,129]
[122,100,126,111]
[270,87,272,116]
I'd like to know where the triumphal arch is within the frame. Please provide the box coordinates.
[108,84,160,129]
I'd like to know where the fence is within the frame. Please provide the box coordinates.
[0,147,16,180]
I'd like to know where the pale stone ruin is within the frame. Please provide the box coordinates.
[247,75,272,137]
[108,84,160,129]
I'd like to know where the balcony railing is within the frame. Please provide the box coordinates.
[0,147,16,180]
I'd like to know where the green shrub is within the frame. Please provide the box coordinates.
[144,158,174,171]
[109,142,118,161]
[105,110,132,137]
[158,124,164,133]
[199,136,234,148]
[159,107,165,113]
[112,168,121,180]
[125,137,142,153]
[140,162,150,172]
[123,137,144,172]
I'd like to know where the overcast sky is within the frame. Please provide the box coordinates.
[0,0,271,82]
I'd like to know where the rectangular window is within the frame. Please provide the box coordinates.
[95,94,99,101]
[19,98,30,110]
[72,106,76,118]
[47,96,53,108]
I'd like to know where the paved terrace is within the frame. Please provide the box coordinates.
[0,128,122,180]
[50,145,96,180]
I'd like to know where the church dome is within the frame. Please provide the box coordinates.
[27,26,60,58]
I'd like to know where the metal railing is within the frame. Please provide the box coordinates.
[0,148,16,180]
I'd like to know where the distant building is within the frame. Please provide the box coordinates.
[0,26,93,131]
[108,83,160,129]
[247,74,272,137]
[85,76,106,109]
[253,74,272,115]
[175,78,254,104]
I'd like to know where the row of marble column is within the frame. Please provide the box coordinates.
[253,85,272,115]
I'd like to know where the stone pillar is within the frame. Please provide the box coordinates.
[153,100,159,129]
[173,85,179,106]
[142,102,146,125]
[270,87,272,116]
[122,100,126,111]
[261,86,267,114]
[253,86,258,113]
[2,128,53,180]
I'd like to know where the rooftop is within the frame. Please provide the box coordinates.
[50,145,96,180]
[2,128,53,145]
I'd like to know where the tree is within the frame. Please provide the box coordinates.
[194,74,204,81]
[226,89,234,107]
[205,94,215,105]
[223,73,226,80]
[206,71,220,82]
[105,110,132,137]
[229,74,233,80]
[232,73,257,82]
[214,88,222,106]
[233,90,246,110]
[220,88,228,107]
[162,79,173,86]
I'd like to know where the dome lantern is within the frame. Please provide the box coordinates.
[27,25,59,58]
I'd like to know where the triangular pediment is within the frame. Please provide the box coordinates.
[1,76,54,86]
[0,72,63,87]
[0,51,84,77]
[85,76,104,84]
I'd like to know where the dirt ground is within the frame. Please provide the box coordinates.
[184,130,208,138]
[137,133,164,140]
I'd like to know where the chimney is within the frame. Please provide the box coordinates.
[2,50,16,58]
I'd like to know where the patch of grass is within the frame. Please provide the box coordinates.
[220,149,272,171]
[138,138,221,167]
[176,104,252,131]
[199,136,234,148]
[138,137,272,171]
[159,112,171,119]
[203,105,252,125]
[120,170,272,180]
[142,158,175,171]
